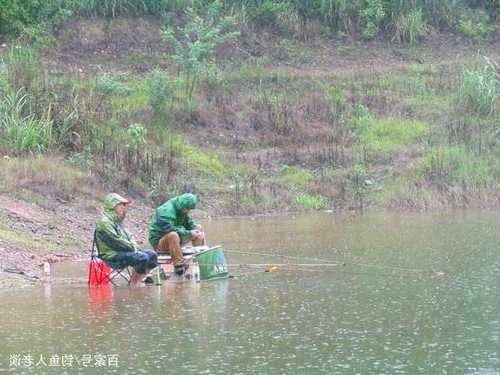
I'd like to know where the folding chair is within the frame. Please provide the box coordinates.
[88,230,131,286]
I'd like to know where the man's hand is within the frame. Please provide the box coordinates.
[191,229,205,241]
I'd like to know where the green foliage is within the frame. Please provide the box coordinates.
[349,163,369,209]
[0,0,72,37]
[326,87,348,127]
[253,86,293,134]
[94,74,132,97]
[457,59,500,118]
[126,123,147,150]
[356,116,428,155]
[4,47,43,94]
[247,0,289,30]
[0,89,54,153]
[360,0,386,40]
[278,165,314,188]
[184,146,226,177]
[295,192,328,210]
[74,0,186,18]
[457,17,493,41]
[1,0,498,43]
[417,146,495,191]
[144,69,173,118]
[455,8,495,42]
[392,8,429,45]
[161,1,239,103]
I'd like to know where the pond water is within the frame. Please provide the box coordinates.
[0,210,499,374]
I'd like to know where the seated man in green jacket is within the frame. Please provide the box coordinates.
[96,193,158,285]
[148,193,205,275]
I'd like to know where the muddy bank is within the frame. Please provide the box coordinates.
[0,192,155,287]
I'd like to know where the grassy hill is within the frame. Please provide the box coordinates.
[0,2,499,216]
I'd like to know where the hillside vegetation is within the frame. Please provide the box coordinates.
[0,0,499,214]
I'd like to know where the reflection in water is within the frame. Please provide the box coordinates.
[0,210,499,374]
[88,285,113,318]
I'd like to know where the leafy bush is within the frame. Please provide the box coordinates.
[126,123,147,150]
[360,0,386,40]
[145,69,173,118]
[457,17,493,41]
[247,0,289,31]
[94,74,132,97]
[162,1,239,103]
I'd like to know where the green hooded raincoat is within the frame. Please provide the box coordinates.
[95,193,139,260]
[148,193,198,248]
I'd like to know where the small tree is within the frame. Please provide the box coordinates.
[145,69,173,120]
[161,1,239,105]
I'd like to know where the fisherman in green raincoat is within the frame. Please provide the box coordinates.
[148,193,205,275]
[96,193,158,285]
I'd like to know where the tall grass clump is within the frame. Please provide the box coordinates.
[457,58,500,118]
[392,8,429,44]
[0,89,54,154]
[4,47,45,96]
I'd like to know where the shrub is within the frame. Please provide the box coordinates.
[126,123,147,150]
[145,69,173,118]
[162,1,239,103]
[247,0,289,31]
[360,0,386,40]
[457,17,493,41]
[94,74,132,97]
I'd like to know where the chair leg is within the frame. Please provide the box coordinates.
[108,267,132,286]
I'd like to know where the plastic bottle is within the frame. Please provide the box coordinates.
[42,262,51,282]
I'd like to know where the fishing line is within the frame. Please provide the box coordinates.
[223,249,443,275]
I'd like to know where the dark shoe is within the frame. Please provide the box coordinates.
[174,263,189,276]
[143,276,154,285]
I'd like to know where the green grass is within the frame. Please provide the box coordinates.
[294,192,328,210]
[357,116,428,156]
[173,135,226,177]
[278,166,314,189]
[415,146,498,191]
